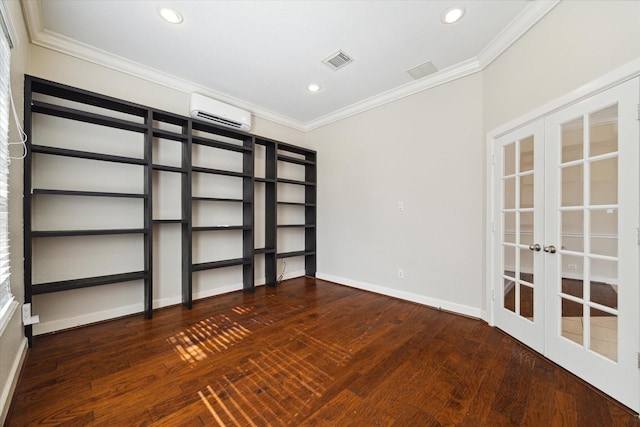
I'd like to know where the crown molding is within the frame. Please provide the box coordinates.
[477,0,560,68]
[21,0,558,133]
[304,58,481,130]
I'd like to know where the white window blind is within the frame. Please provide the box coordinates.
[0,14,14,321]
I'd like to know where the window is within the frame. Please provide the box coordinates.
[0,1,15,328]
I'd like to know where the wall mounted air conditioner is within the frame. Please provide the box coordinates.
[190,93,252,132]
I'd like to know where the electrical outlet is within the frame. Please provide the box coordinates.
[568,264,577,270]
[397,269,404,279]
[397,201,404,212]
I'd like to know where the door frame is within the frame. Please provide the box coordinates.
[485,59,640,410]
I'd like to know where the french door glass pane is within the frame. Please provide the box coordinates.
[561,164,584,206]
[520,211,533,245]
[590,157,617,205]
[504,278,515,313]
[561,299,583,345]
[561,210,583,252]
[561,117,584,163]
[590,307,617,362]
[520,136,534,172]
[520,173,533,208]
[504,212,515,244]
[504,177,515,209]
[520,248,533,283]
[504,143,516,176]
[590,259,617,310]
[589,105,618,157]
[520,284,534,318]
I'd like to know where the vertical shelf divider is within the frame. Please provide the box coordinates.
[182,119,193,308]
[144,110,153,319]
[243,136,255,292]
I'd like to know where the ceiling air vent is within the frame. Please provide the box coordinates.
[322,50,353,71]
[406,61,438,80]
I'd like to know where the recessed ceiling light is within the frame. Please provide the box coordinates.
[442,7,465,24]
[159,8,183,24]
[307,84,321,93]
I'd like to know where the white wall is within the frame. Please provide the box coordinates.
[309,73,484,316]
[483,0,640,133]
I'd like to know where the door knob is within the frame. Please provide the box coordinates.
[529,244,541,251]
[544,245,556,253]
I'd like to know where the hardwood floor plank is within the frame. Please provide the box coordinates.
[6,278,639,426]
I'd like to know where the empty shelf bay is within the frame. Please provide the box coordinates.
[31,101,147,133]
[277,154,316,165]
[191,136,252,153]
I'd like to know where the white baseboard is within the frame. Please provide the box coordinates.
[33,270,308,335]
[316,273,482,319]
[0,337,27,426]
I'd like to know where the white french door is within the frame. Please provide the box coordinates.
[493,77,640,411]
[494,120,546,353]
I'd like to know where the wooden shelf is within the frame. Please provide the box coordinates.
[32,189,146,199]
[31,228,148,238]
[32,271,148,294]
[191,165,250,178]
[192,225,249,232]
[277,250,316,259]
[31,145,146,166]
[192,258,250,272]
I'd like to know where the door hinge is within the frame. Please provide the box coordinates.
[636,104,640,121]
[636,227,640,245]
[491,154,495,165]
[637,352,640,368]
[492,222,495,232]
[491,289,496,301]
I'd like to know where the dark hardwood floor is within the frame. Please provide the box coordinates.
[5,277,639,426]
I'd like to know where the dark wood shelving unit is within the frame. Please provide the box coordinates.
[24,75,316,346]
[255,137,317,285]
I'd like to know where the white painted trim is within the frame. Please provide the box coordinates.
[0,0,19,48]
[476,1,559,68]
[0,299,17,337]
[317,273,482,319]
[0,337,27,426]
[304,58,481,130]
[22,0,557,132]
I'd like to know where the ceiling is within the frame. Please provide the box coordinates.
[21,0,558,130]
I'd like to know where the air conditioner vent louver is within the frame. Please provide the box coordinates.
[196,111,243,129]
[323,50,353,70]
[190,93,251,132]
